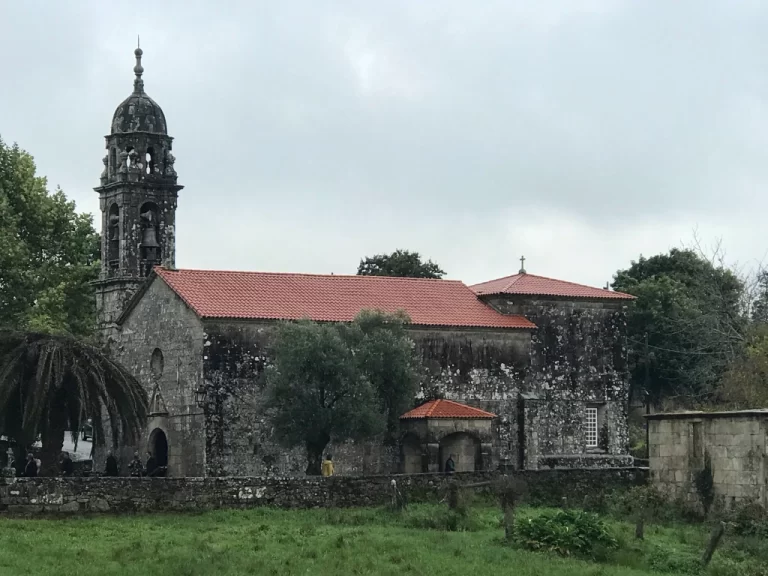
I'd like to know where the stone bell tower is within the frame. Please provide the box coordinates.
[94,45,183,335]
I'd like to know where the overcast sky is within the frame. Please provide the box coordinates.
[1,1,767,287]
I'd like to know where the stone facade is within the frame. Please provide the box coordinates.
[482,296,630,468]
[109,280,205,477]
[196,320,535,477]
[93,48,633,479]
[0,468,648,516]
[648,410,768,509]
[104,276,632,477]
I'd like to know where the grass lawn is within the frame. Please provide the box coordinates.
[0,505,766,576]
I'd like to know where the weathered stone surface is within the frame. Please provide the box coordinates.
[60,501,80,513]
[648,410,768,509]
[91,498,111,512]
[94,49,182,334]
[108,296,629,478]
[0,468,647,516]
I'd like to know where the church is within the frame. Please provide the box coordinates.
[95,48,635,477]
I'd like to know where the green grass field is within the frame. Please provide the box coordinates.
[0,505,766,576]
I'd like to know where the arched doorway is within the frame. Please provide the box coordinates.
[148,428,168,476]
[439,432,481,472]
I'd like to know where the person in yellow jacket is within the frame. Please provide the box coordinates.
[321,454,334,477]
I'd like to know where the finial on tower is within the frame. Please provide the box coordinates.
[519,255,526,275]
[133,39,144,94]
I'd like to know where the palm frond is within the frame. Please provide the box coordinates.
[0,330,148,451]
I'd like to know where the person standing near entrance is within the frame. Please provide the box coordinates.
[129,451,143,477]
[444,454,456,475]
[60,452,74,476]
[321,454,334,477]
[23,453,37,478]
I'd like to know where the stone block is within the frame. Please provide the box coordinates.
[60,501,80,513]
[91,498,110,512]
[732,434,749,447]
[727,445,746,459]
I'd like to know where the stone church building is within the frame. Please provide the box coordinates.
[95,48,635,477]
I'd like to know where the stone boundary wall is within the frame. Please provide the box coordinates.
[0,468,647,516]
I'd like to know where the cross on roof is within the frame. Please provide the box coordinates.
[519,255,526,274]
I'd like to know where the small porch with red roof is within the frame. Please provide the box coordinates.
[399,399,497,473]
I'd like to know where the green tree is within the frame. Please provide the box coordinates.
[717,324,768,409]
[0,137,99,336]
[613,248,746,405]
[264,311,420,474]
[0,331,148,475]
[357,249,445,279]
[751,270,768,324]
[265,320,383,475]
[354,310,420,440]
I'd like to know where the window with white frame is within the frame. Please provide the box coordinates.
[585,407,599,448]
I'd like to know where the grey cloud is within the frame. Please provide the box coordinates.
[1,1,766,287]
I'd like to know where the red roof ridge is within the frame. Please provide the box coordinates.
[400,398,497,419]
[155,266,461,284]
[150,267,536,330]
[470,272,635,300]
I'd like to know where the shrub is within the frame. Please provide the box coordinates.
[603,485,670,521]
[513,509,618,559]
[731,501,768,539]
[603,484,704,524]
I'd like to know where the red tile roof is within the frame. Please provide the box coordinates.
[154,268,536,329]
[400,399,497,420]
[470,273,635,300]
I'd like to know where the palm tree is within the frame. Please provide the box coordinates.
[0,331,148,476]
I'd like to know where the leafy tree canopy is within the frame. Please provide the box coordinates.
[751,270,768,325]
[0,137,99,337]
[357,249,445,279]
[613,248,746,405]
[0,330,148,475]
[717,324,768,409]
[265,311,420,474]
[353,310,420,439]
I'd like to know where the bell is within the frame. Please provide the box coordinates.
[108,214,119,241]
[141,227,160,248]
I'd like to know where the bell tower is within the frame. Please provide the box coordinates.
[94,45,183,334]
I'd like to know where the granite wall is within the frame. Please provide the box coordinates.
[648,411,768,509]
[107,280,632,479]
[0,468,648,516]
[201,321,532,477]
[104,278,207,477]
[481,295,631,467]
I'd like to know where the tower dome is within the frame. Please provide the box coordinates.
[111,47,167,134]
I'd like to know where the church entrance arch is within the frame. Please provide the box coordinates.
[148,428,169,476]
[439,432,481,472]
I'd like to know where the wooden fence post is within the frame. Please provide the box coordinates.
[701,522,725,566]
